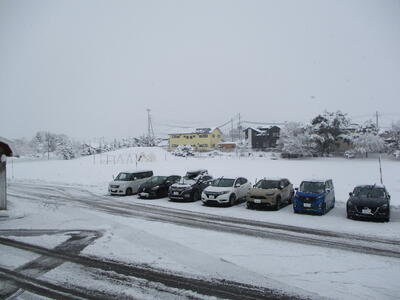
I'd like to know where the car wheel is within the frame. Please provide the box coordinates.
[192,190,199,201]
[320,203,326,215]
[125,188,133,196]
[274,197,281,210]
[229,194,236,207]
[332,198,335,209]
[288,191,294,204]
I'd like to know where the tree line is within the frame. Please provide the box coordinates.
[278,111,400,158]
[11,132,159,160]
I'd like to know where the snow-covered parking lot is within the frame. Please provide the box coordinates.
[2,147,400,299]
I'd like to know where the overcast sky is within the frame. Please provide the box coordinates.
[1,0,399,140]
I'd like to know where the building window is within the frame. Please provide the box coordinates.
[199,134,208,138]
[212,134,215,138]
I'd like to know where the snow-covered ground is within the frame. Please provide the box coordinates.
[7,147,400,237]
[8,147,400,205]
[2,147,400,299]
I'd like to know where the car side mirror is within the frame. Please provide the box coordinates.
[279,185,284,190]
[235,183,241,188]
[326,188,331,193]
[295,187,298,191]
[388,195,391,199]
[349,192,353,196]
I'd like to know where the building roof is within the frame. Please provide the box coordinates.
[169,127,221,135]
[0,136,18,157]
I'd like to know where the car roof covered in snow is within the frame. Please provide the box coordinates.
[258,177,288,181]
[119,170,153,174]
[354,184,386,189]
[301,178,332,183]
[186,169,208,173]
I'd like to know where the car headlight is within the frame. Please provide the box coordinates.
[152,185,159,191]
[380,203,388,209]
[219,191,230,195]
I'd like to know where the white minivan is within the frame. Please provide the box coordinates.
[108,170,153,196]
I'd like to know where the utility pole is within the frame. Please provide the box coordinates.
[238,113,241,142]
[375,111,379,130]
[146,109,155,146]
[231,118,234,142]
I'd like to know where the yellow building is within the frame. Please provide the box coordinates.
[169,128,222,151]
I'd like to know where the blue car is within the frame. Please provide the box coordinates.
[293,179,335,215]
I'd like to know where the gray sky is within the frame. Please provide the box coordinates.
[1,0,399,140]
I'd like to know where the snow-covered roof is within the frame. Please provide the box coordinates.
[119,169,153,174]
[301,178,332,183]
[354,184,386,189]
[257,125,282,130]
[243,127,261,133]
[218,142,237,145]
[0,136,19,157]
[168,127,220,135]
[258,177,289,181]
[186,169,208,173]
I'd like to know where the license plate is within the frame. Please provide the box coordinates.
[254,199,261,204]
[304,203,311,208]
[173,192,179,195]
[362,208,372,214]
[140,193,149,198]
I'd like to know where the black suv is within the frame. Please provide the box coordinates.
[347,185,391,222]
[168,169,213,201]
[138,175,181,199]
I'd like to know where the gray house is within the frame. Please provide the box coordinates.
[244,126,281,150]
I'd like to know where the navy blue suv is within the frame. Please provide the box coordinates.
[293,179,335,215]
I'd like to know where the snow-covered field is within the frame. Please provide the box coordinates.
[2,147,400,299]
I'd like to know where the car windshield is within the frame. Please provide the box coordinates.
[300,181,325,194]
[354,186,386,198]
[115,173,133,181]
[147,176,166,184]
[212,178,235,187]
[255,180,280,189]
